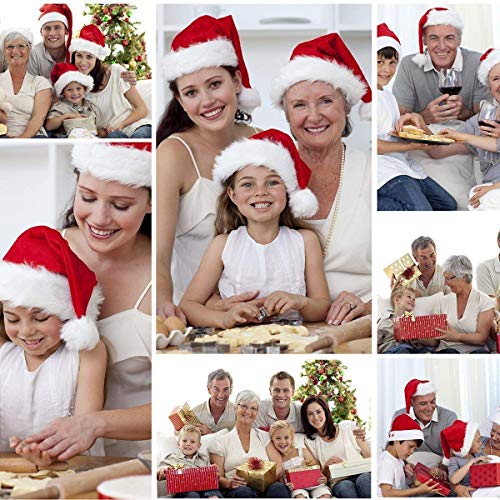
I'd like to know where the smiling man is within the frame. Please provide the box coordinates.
[254,371,303,432]
[393,7,490,124]
[192,369,235,435]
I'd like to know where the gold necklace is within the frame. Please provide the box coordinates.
[323,142,346,256]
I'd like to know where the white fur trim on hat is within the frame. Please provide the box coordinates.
[162,38,237,82]
[61,314,99,351]
[491,409,500,426]
[414,381,437,397]
[72,143,151,188]
[54,71,93,96]
[388,428,424,442]
[0,28,33,46]
[377,36,402,57]
[478,50,500,86]
[69,38,110,60]
[412,52,428,67]
[39,12,69,29]
[359,101,371,121]
[457,422,479,458]
[271,56,365,109]
[424,9,464,32]
[237,86,261,114]
[213,138,318,218]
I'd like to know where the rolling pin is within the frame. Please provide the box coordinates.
[13,458,149,499]
[305,316,371,353]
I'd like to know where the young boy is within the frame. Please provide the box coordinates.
[378,286,435,354]
[378,414,440,497]
[157,425,222,498]
[376,23,456,211]
[45,62,105,138]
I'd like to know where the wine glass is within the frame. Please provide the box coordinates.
[478,100,500,163]
[438,69,463,125]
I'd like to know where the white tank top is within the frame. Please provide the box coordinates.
[282,447,304,470]
[0,342,78,452]
[218,226,306,299]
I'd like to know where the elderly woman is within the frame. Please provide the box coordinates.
[433,255,495,354]
[301,395,371,498]
[431,49,500,210]
[270,33,371,326]
[0,29,51,138]
[209,390,290,498]
[481,411,500,458]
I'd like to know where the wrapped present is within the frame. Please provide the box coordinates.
[384,253,422,286]
[470,462,500,488]
[329,458,371,480]
[414,462,450,496]
[236,457,276,493]
[165,464,219,494]
[285,465,321,489]
[168,403,202,431]
[394,314,447,341]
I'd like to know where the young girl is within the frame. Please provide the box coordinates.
[179,129,330,329]
[301,395,371,498]
[0,226,106,465]
[267,420,331,498]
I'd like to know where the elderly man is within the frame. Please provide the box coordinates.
[192,369,235,436]
[409,236,450,297]
[476,230,500,297]
[393,7,490,125]
[254,371,303,432]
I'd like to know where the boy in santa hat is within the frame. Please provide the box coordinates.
[378,414,440,496]
[45,62,105,138]
[392,7,490,125]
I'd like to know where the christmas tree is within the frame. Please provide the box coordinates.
[83,4,152,80]
[293,359,362,425]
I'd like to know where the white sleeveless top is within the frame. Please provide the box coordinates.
[282,447,305,470]
[98,281,152,457]
[218,226,306,299]
[0,342,78,452]
[169,135,219,304]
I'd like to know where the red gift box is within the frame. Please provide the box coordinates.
[414,463,451,496]
[285,465,321,489]
[165,464,219,494]
[470,463,500,488]
[394,314,447,341]
[168,403,201,431]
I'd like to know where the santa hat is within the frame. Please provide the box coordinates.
[72,142,152,188]
[477,48,500,86]
[404,379,437,413]
[0,226,102,351]
[377,23,402,58]
[213,128,318,218]
[271,33,372,121]
[440,420,479,465]
[388,414,424,443]
[51,62,93,96]
[0,27,33,47]
[162,15,260,114]
[412,8,464,67]
[69,24,110,61]
[39,4,73,63]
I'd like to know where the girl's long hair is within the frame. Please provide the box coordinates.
[156,66,251,146]
[301,395,337,440]
[71,53,108,92]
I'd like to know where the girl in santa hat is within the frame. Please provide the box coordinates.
[156,14,261,323]
[0,225,106,465]
[180,129,330,329]
[69,24,151,138]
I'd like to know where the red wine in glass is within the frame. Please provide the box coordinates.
[478,119,500,127]
[439,85,462,96]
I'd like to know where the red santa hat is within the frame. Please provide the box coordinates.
[477,48,500,86]
[440,420,479,465]
[162,15,261,114]
[271,33,372,121]
[39,4,73,63]
[72,142,152,188]
[412,7,464,67]
[69,24,110,61]
[51,62,93,96]
[377,23,402,58]
[213,128,318,218]
[388,414,424,443]
[405,379,437,413]
[0,226,102,351]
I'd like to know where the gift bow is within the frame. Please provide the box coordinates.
[402,311,416,322]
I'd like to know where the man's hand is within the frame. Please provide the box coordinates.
[421,94,461,124]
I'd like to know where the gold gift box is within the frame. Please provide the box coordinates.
[384,253,422,286]
[236,459,276,493]
[168,402,202,431]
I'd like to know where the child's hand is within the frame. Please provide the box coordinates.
[318,474,327,485]
[430,468,448,481]
[285,481,294,492]
[416,479,442,495]
[221,303,260,329]
[13,440,54,466]
[157,467,167,480]
[263,291,306,316]
[471,455,490,465]
[404,462,415,479]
